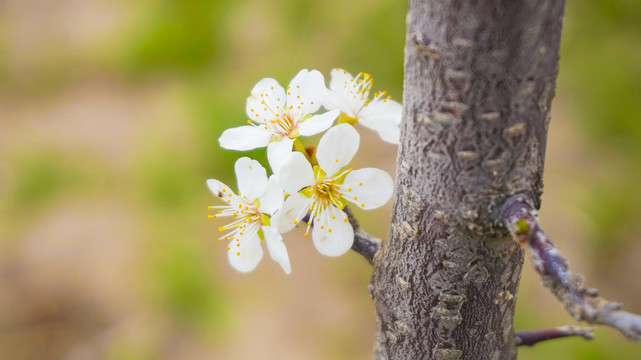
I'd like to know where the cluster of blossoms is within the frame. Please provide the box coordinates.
[208,68,400,274]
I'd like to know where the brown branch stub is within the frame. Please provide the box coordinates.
[516,325,595,347]
[502,195,641,341]
[344,206,381,264]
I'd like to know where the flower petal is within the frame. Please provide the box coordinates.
[272,192,311,234]
[311,207,353,257]
[323,68,358,116]
[287,69,325,115]
[342,168,394,210]
[234,157,268,202]
[329,68,353,93]
[246,96,273,124]
[219,125,272,151]
[267,137,295,175]
[250,78,281,97]
[258,175,284,215]
[358,117,400,144]
[227,233,263,273]
[298,109,340,136]
[321,89,353,117]
[316,123,360,177]
[246,78,286,124]
[207,179,243,207]
[359,99,402,143]
[263,225,291,274]
[278,152,314,194]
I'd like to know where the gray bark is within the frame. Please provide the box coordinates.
[371,1,566,359]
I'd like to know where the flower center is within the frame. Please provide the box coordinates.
[208,199,264,242]
[311,179,344,210]
[270,113,297,137]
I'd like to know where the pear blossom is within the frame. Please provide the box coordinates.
[323,68,402,144]
[272,124,393,257]
[219,69,340,173]
[207,157,291,274]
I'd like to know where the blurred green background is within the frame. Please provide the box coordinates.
[0,0,639,359]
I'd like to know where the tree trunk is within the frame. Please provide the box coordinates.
[371,1,566,359]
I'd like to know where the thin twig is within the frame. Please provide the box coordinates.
[503,195,641,341]
[344,206,381,264]
[516,325,594,347]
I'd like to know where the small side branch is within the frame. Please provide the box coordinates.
[502,195,641,341]
[516,325,594,347]
[344,206,381,264]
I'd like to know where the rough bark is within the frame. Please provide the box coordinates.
[371,1,566,359]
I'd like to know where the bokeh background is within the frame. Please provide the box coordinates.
[0,0,639,359]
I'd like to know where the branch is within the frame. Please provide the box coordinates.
[344,206,381,264]
[516,325,594,347]
[503,195,641,341]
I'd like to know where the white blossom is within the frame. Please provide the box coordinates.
[272,124,393,256]
[219,69,340,173]
[207,157,290,274]
[323,68,402,144]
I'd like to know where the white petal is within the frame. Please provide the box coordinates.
[342,168,394,210]
[278,152,314,194]
[321,89,354,117]
[234,157,268,202]
[311,207,353,257]
[246,78,287,122]
[329,68,354,93]
[287,69,325,115]
[246,96,273,124]
[219,126,272,150]
[251,78,285,97]
[207,179,243,207]
[258,175,284,215]
[359,99,402,143]
[324,69,356,116]
[272,192,311,234]
[298,109,340,136]
[358,117,400,144]
[228,233,263,273]
[316,123,360,177]
[263,225,291,274]
[207,179,232,196]
[267,137,295,175]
